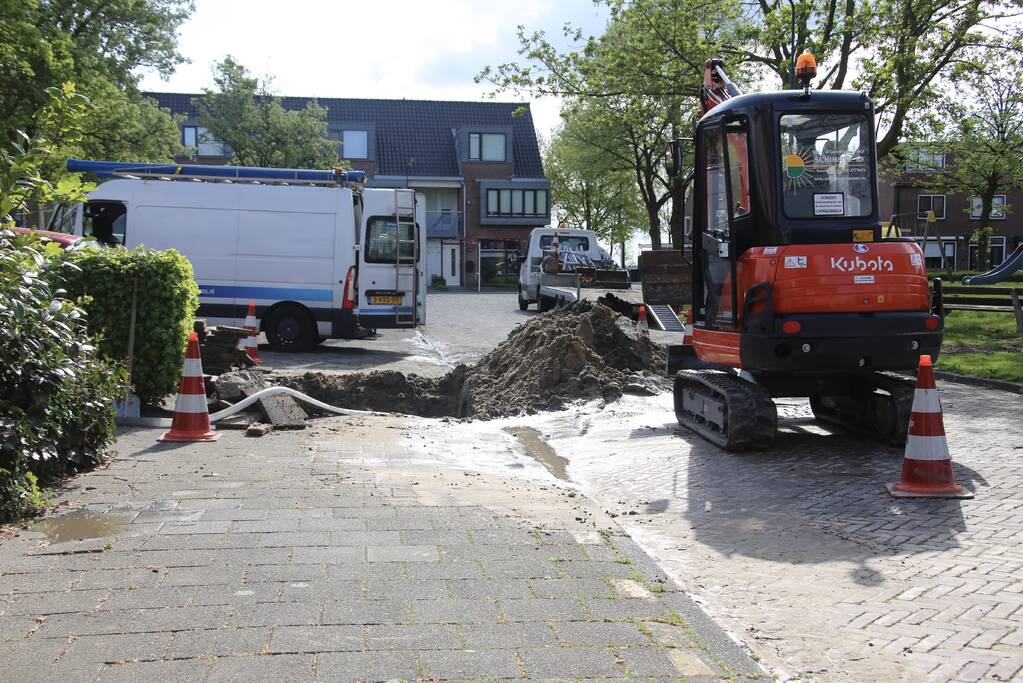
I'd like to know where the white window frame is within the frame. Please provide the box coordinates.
[969,235,1007,268]
[912,236,956,263]
[917,194,946,220]
[969,195,1006,220]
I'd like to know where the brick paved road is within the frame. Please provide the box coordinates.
[487,384,1023,682]
[0,419,761,682]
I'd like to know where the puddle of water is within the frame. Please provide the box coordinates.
[133,510,204,524]
[27,510,132,544]
[504,426,570,481]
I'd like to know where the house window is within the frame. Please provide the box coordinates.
[182,126,224,157]
[343,130,368,159]
[969,236,1007,269]
[905,149,945,173]
[486,188,549,217]
[469,133,506,161]
[917,194,946,220]
[970,195,1006,220]
[327,129,369,159]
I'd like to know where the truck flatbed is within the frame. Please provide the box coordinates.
[537,274,645,312]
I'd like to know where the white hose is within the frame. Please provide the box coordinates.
[208,386,397,422]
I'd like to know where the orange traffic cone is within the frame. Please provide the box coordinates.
[159,332,219,442]
[887,355,970,498]
[239,301,262,365]
[637,305,649,334]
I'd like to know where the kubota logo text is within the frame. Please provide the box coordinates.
[830,256,894,273]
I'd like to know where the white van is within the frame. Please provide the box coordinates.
[52,160,426,351]
[517,226,611,310]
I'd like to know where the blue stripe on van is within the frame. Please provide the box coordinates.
[197,284,333,302]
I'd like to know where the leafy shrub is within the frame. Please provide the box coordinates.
[0,231,126,521]
[62,247,199,406]
[431,274,447,289]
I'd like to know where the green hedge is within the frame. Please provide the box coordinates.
[0,232,126,521]
[62,247,199,406]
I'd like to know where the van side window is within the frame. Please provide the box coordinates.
[84,201,127,246]
[365,217,418,263]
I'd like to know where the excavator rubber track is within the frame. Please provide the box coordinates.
[673,370,778,451]
[809,372,916,446]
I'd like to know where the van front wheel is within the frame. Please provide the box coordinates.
[264,305,318,352]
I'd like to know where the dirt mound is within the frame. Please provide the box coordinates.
[281,302,665,419]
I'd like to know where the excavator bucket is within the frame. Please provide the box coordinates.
[576,267,631,289]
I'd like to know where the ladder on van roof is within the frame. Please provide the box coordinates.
[393,188,418,327]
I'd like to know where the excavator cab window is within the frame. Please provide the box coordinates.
[779,113,872,219]
[700,117,750,329]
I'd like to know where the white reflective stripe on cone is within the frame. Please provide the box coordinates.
[239,336,256,348]
[182,358,204,377]
[910,387,941,414]
[244,317,256,327]
[174,392,209,414]
[904,434,951,461]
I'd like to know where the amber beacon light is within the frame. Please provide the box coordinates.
[796,50,817,92]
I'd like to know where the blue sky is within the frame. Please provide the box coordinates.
[138,0,611,137]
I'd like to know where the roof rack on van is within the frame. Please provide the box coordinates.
[66,159,366,186]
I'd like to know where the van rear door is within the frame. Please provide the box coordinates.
[357,189,425,329]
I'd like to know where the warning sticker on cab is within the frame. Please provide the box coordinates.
[854,275,875,284]
[784,256,808,269]
[814,192,845,216]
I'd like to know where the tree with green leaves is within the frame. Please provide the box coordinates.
[1,83,94,227]
[197,57,339,169]
[908,57,1023,271]
[478,0,740,247]
[545,113,644,262]
[480,0,1022,249]
[0,0,190,162]
[729,0,1022,158]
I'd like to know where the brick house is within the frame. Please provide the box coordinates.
[879,150,1023,271]
[145,93,551,287]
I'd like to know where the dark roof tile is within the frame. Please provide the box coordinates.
[145,92,545,178]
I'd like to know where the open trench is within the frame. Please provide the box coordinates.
[276,302,668,420]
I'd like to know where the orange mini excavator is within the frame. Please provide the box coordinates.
[667,54,943,450]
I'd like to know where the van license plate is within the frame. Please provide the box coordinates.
[370,295,402,305]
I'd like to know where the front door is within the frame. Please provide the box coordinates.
[443,243,460,287]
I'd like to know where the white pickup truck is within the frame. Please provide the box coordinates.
[517,227,624,310]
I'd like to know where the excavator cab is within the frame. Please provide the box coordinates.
[669,57,944,451]
[692,90,884,333]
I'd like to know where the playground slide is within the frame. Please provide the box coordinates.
[963,243,1023,285]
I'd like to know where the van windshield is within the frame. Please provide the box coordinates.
[779,113,873,218]
[539,235,589,251]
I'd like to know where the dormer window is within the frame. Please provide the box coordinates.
[469,133,506,161]
[327,129,369,159]
[182,126,224,157]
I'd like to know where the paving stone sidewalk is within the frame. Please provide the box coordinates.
[0,417,761,682]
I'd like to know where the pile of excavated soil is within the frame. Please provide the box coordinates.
[280,302,665,419]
